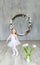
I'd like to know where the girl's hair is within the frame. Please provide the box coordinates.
[11,28,17,34]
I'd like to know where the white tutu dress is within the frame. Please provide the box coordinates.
[7,34,20,48]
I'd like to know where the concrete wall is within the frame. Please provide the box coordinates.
[0,0,40,40]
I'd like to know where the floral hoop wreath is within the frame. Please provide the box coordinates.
[9,14,32,36]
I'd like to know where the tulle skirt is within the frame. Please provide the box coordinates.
[7,39,20,48]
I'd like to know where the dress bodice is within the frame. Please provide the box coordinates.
[11,35,16,41]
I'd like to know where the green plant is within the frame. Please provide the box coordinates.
[23,44,36,62]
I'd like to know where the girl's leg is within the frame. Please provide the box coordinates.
[12,48,15,56]
[15,47,19,56]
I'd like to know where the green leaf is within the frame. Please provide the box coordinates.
[23,47,28,53]
[30,48,34,55]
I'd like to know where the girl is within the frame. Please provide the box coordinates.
[7,28,21,56]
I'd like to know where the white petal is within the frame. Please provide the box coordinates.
[32,44,37,48]
[22,43,29,47]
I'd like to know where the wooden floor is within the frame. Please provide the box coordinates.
[0,40,40,65]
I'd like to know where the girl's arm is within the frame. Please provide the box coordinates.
[7,34,11,41]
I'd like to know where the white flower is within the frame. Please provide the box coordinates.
[32,44,37,48]
[10,19,12,24]
[22,43,29,47]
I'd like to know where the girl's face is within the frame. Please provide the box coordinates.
[12,29,16,34]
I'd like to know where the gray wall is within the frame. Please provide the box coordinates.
[0,0,40,40]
